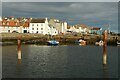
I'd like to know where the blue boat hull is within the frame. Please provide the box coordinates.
[47,41,59,45]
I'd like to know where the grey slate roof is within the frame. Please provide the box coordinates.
[31,19,45,23]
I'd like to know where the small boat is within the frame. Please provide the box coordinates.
[47,40,59,45]
[95,40,103,46]
[75,39,86,45]
[117,41,120,45]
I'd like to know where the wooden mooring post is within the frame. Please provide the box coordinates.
[103,30,107,65]
[18,39,21,64]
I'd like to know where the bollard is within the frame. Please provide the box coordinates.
[103,30,107,65]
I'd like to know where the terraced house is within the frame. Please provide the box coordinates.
[0,16,31,33]
[1,16,104,35]
[66,24,92,34]
[29,18,58,35]
[0,17,63,35]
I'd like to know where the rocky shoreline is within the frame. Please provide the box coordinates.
[1,33,119,46]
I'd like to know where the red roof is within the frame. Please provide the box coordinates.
[67,26,70,29]
[92,28,101,30]
[74,26,79,29]
[0,19,30,27]
[23,23,29,27]
[78,24,92,29]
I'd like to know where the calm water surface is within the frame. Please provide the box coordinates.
[2,45,118,78]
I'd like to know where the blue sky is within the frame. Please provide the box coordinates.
[2,2,118,33]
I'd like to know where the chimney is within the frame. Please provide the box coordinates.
[0,16,2,21]
[45,17,48,24]
[12,16,14,20]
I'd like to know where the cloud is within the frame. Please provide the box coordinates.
[2,0,120,2]
[2,2,118,32]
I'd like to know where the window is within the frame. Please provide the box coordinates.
[37,28,38,30]
[32,24,34,26]
[37,24,38,26]
[36,31,38,33]
[41,31,43,33]
[8,30,10,32]
[41,24,43,26]
[32,28,34,30]
[41,28,43,30]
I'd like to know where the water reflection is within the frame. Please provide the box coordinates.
[17,39,21,64]
[103,30,109,79]
[103,64,109,79]
[2,45,118,78]
[103,44,107,65]
[103,30,107,65]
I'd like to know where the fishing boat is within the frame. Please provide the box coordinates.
[75,39,86,45]
[47,40,59,45]
[95,40,103,46]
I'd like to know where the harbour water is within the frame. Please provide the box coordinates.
[2,45,118,78]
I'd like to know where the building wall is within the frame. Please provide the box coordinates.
[49,18,67,34]
[0,26,20,33]
[63,22,67,34]
[91,30,102,34]
[29,23,57,35]
[48,27,58,35]
[22,27,29,33]
[29,23,47,34]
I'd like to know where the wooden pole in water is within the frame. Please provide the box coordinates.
[103,30,107,65]
[18,39,21,64]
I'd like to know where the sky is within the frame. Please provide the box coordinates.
[2,0,120,2]
[1,2,119,33]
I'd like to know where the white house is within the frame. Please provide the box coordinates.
[0,17,20,33]
[29,18,58,35]
[77,24,92,34]
[66,24,92,34]
[66,26,79,33]
[0,17,31,33]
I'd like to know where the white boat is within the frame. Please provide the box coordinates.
[75,39,86,45]
[117,41,120,45]
[95,40,104,46]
